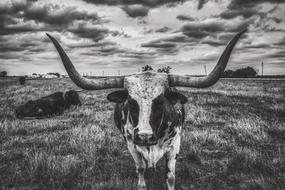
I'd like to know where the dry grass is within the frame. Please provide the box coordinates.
[0,77,284,190]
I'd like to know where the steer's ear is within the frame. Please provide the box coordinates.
[107,90,128,103]
[164,90,188,104]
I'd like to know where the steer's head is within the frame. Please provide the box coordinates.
[46,29,246,145]
[107,72,187,145]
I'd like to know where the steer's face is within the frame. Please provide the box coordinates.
[107,72,187,146]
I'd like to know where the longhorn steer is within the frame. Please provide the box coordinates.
[46,29,246,190]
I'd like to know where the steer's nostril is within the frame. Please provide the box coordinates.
[134,133,140,141]
[149,135,156,142]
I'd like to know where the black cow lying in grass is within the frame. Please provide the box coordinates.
[15,90,81,119]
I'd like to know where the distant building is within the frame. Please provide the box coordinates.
[41,73,59,78]
[30,73,62,78]
[30,73,40,78]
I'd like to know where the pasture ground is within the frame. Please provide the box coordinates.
[0,78,284,190]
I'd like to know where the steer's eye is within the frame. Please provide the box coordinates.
[153,98,163,106]
[128,98,139,127]
[150,96,164,129]
[152,95,164,107]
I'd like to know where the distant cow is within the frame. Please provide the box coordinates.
[15,90,81,119]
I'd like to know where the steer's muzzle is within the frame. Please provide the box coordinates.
[134,131,157,146]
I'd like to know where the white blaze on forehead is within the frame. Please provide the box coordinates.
[124,72,169,132]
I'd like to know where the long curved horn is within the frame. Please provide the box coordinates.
[169,29,247,88]
[46,34,124,90]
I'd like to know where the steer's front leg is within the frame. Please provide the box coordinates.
[128,143,146,190]
[165,135,180,190]
[165,153,176,190]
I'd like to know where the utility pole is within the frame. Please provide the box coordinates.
[261,62,264,76]
[118,70,120,76]
[204,65,207,75]
[102,71,104,76]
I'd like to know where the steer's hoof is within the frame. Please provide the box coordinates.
[138,184,147,190]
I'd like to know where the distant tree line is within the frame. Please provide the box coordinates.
[141,65,260,78]
[223,67,257,78]
[0,71,7,77]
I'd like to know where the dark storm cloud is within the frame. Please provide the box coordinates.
[228,19,253,32]
[220,8,260,20]
[0,34,49,56]
[67,41,116,49]
[201,38,225,46]
[218,33,237,41]
[182,30,209,39]
[162,34,199,44]
[182,21,224,33]
[0,23,38,35]
[119,50,156,59]
[155,26,170,33]
[200,29,253,47]
[141,41,176,48]
[181,21,222,39]
[220,6,281,22]
[197,0,209,9]
[265,50,285,59]
[0,1,36,34]
[122,5,149,17]
[80,46,123,56]
[262,25,285,32]
[0,45,24,52]
[0,1,101,36]
[0,0,118,55]
[181,19,251,39]
[201,30,249,47]
[243,43,271,49]
[0,53,22,60]
[23,4,100,26]
[219,0,284,21]
[82,0,186,7]
[141,34,200,53]
[176,14,195,21]
[19,42,38,48]
[140,33,201,55]
[274,37,285,46]
[78,40,156,59]
[83,0,188,18]
[68,23,109,42]
[141,40,179,54]
[269,17,282,23]
[228,0,285,9]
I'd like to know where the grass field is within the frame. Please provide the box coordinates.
[0,77,284,190]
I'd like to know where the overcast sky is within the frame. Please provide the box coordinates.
[0,0,285,76]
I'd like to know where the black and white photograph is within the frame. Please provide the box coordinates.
[0,0,285,189]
